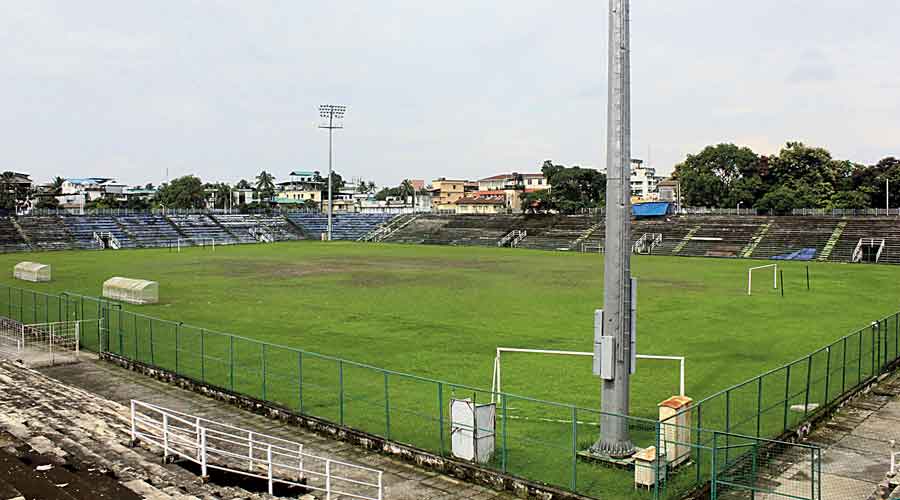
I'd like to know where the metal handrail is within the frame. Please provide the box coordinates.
[130,400,383,500]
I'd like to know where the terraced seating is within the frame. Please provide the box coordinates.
[166,214,239,245]
[62,215,136,249]
[211,214,303,243]
[0,218,29,253]
[516,215,593,251]
[831,218,900,264]
[752,217,840,260]
[0,360,269,500]
[16,216,76,251]
[286,212,396,240]
[381,215,454,244]
[116,215,183,248]
[677,217,764,258]
[424,215,518,246]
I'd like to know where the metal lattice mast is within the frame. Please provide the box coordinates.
[593,0,635,458]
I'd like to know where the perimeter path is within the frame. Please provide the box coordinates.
[803,370,900,499]
[41,358,515,500]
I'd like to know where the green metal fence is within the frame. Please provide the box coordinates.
[0,284,683,499]
[5,282,875,499]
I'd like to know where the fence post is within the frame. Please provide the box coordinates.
[695,403,703,485]
[438,382,445,456]
[325,459,332,500]
[200,329,206,382]
[804,356,812,418]
[267,445,273,495]
[130,400,136,443]
[383,371,391,439]
[298,351,303,413]
[377,471,383,500]
[751,442,758,500]
[249,431,254,469]
[571,406,578,491]
[756,376,763,438]
[134,316,139,361]
[872,324,877,378]
[230,336,235,391]
[783,364,792,433]
[858,330,863,385]
[842,336,848,393]
[711,432,718,500]
[261,344,267,400]
[162,413,169,460]
[149,319,155,365]
[200,427,208,478]
[824,346,832,406]
[175,323,181,374]
[501,393,508,473]
[654,420,661,500]
[338,360,344,426]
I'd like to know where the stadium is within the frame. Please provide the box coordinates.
[0,209,898,499]
[2,2,898,500]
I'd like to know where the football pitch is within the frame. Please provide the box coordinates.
[1,241,896,413]
[0,241,897,497]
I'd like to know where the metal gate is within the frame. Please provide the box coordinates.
[711,431,821,500]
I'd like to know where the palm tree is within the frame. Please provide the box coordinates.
[255,171,276,202]
[52,176,65,195]
[399,179,416,207]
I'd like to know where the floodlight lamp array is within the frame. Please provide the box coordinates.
[319,104,347,119]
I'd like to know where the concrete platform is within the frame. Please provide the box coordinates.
[41,358,516,500]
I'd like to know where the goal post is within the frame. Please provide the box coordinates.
[490,347,685,403]
[748,264,778,295]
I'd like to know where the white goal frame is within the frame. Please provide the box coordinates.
[490,347,685,404]
[748,264,778,295]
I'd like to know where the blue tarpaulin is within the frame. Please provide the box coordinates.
[632,202,671,218]
[771,248,817,261]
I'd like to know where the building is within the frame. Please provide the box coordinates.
[430,178,477,212]
[57,177,125,209]
[276,170,324,204]
[454,196,506,215]
[629,159,660,201]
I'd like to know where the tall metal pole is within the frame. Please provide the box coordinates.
[318,105,345,241]
[328,113,334,241]
[592,0,635,459]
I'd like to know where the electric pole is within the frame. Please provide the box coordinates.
[318,104,346,241]
[592,0,636,459]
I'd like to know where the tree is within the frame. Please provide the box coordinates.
[255,171,276,202]
[375,187,402,201]
[0,172,30,213]
[399,179,416,206]
[673,144,762,208]
[521,161,605,214]
[313,171,344,201]
[51,177,65,194]
[155,175,206,209]
[235,179,252,190]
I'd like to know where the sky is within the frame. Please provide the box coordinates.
[2,1,898,187]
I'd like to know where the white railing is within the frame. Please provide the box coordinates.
[633,233,662,254]
[853,238,885,263]
[130,400,383,500]
[891,449,900,475]
[361,213,419,242]
[497,229,527,247]
[92,231,121,249]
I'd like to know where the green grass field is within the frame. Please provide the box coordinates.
[1,241,897,497]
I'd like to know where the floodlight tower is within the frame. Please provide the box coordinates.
[592,0,636,458]
[319,104,346,241]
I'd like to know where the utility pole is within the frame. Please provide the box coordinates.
[592,0,636,459]
[318,104,346,241]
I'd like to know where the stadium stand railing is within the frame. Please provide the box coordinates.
[0,282,860,500]
[61,215,136,249]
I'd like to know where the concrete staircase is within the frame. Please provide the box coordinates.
[0,360,277,500]
[741,222,771,258]
[818,221,847,261]
[672,225,701,255]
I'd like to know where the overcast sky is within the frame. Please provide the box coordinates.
[2,1,898,187]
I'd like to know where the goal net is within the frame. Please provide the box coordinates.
[747,264,778,295]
